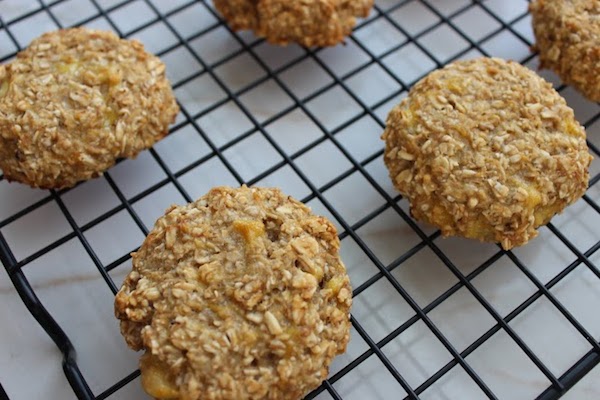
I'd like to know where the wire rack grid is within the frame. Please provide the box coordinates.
[0,0,599,399]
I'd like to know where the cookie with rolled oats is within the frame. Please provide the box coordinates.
[0,27,178,189]
[213,0,373,47]
[382,57,592,250]
[530,0,600,102]
[115,186,352,400]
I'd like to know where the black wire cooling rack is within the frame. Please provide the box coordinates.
[1,0,600,399]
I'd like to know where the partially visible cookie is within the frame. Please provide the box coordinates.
[115,186,352,400]
[382,57,592,250]
[0,28,179,189]
[530,0,600,102]
[214,0,374,47]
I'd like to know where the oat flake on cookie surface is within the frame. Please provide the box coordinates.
[115,186,352,400]
[530,0,600,102]
[0,27,179,189]
[382,57,592,250]
[213,0,373,47]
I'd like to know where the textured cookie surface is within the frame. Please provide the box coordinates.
[530,0,600,102]
[213,0,373,47]
[382,57,592,250]
[0,28,179,189]
[115,186,352,400]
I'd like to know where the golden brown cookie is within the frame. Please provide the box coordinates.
[213,0,374,47]
[530,0,600,102]
[382,57,592,250]
[0,28,179,189]
[115,186,352,400]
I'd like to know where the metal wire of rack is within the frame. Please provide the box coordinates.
[0,0,599,399]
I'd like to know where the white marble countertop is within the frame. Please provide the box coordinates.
[1,0,600,399]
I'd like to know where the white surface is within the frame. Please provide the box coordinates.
[0,267,76,400]
[0,0,599,399]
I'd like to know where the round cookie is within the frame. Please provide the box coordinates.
[381,57,592,250]
[0,28,179,189]
[530,0,600,102]
[213,0,374,47]
[115,186,352,400]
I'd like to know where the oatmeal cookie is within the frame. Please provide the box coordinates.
[213,0,374,47]
[0,28,179,189]
[115,186,352,400]
[530,0,600,102]
[382,57,592,250]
